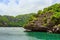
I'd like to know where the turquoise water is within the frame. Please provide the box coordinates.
[0,27,60,40]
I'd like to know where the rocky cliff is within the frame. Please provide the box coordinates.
[24,3,60,33]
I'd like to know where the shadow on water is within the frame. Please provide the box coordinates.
[25,32,60,40]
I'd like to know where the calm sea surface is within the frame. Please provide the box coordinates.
[0,27,60,40]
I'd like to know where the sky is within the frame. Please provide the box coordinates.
[0,0,60,16]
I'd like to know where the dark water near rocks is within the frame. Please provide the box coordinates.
[0,27,60,40]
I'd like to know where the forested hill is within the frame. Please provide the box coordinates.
[0,13,36,27]
[24,3,60,33]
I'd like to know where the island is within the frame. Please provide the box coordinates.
[24,3,60,33]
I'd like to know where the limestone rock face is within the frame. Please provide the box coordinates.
[52,25,60,33]
[24,12,54,32]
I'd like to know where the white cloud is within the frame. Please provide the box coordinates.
[0,0,53,16]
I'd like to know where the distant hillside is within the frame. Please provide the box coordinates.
[0,13,36,27]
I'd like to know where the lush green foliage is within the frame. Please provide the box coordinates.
[24,3,60,29]
[16,13,36,27]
